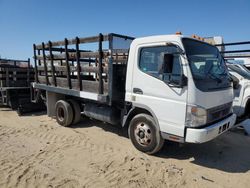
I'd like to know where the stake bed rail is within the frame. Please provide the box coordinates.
[33,33,134,105]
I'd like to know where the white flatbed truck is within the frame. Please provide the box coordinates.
[32,33,236,154]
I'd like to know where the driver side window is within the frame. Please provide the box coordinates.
[139,46,182,81]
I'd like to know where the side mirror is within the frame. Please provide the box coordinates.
[229,74,240,89]
[233,80,240,90]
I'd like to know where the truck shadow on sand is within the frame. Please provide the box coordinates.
[158,131,250,173]
[73,118,250,173]
[0,107,47,116]
[19,110,47,117]
[71,118,127,137]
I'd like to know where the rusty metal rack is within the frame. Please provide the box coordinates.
[0,58,34,108]
[216,41,250,58]
[0,58,33,88]
[33,33,134,105]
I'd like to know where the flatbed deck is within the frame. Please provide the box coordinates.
[33,33,134,105]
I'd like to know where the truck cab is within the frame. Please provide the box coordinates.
[125,35,236,153]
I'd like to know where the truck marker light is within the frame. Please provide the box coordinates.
[175,31,182,35]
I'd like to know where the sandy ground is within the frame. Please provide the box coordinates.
[0,108,250,188]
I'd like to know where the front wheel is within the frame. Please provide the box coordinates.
[128,113,164,154]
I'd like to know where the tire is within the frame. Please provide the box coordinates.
[8,97,19,110]
[55,100,73,127]
[68,99,81,125]
[128,113,164,154]
[17,105,24,116]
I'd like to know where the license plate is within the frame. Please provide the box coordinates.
[218,122,230,134]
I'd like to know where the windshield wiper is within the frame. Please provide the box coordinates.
[207,73,222,83]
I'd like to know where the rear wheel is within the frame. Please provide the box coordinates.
[128,113,164,154]
[55,100,73,127]
[68,99,81,125]
[8,93,19,110]
[17,106,23,116]
[9,98,19,110]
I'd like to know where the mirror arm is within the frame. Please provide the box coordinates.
[167,83,183,88]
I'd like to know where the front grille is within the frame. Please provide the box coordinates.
[207,102,232,124]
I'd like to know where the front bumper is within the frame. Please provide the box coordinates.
[185,113,237,143]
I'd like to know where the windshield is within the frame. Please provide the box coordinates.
[182,38,231,91]
[228,64,250,80]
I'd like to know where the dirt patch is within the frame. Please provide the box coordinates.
[0,108,250,188]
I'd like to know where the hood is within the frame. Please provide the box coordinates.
[189,87,233,109]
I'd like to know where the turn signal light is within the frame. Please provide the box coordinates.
[191,34,205,41]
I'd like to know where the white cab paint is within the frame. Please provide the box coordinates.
[126,35,236,141]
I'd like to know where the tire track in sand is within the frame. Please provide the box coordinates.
[0,122,123,188]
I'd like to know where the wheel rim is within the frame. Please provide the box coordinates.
[134,122,152,146]
[58,107,65,122]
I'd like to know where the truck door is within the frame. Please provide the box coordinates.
[131,44,188,137]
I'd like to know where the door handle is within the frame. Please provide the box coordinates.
[133,88,143,94]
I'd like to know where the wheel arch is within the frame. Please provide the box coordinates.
[122,104,160,131]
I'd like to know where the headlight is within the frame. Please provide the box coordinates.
[185,105,207,127]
